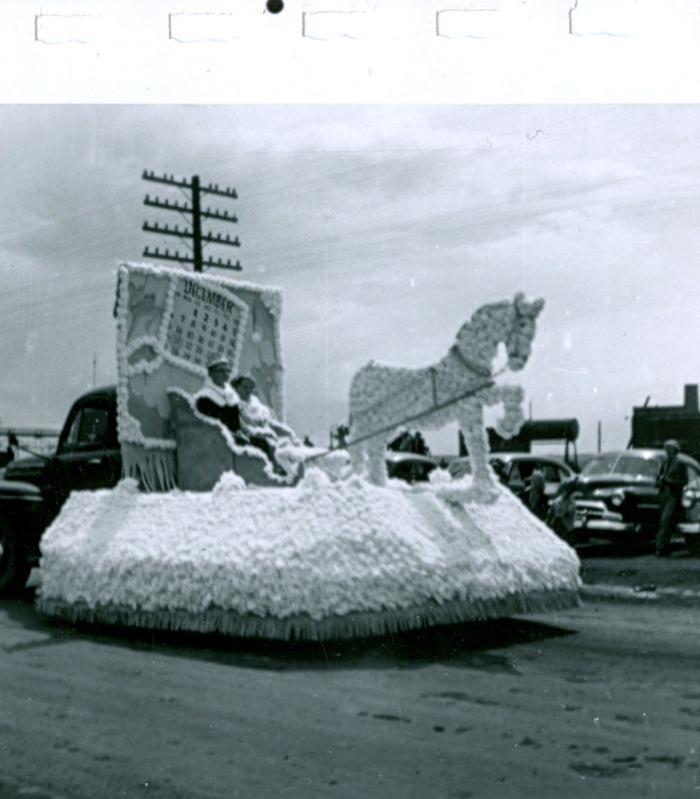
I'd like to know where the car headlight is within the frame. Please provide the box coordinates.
[592,487,626,504]
[592,488,611,497]
[610,490,625,507]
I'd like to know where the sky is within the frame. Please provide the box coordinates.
[1,104,699,454]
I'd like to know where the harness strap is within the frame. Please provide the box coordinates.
[449,344,492,379]
[429,367,438,407]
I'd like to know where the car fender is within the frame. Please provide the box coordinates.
[0,479,43,502]
[0,480,43,500]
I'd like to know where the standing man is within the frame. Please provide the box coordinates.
[656,439,688,557]
[6,433,18,463]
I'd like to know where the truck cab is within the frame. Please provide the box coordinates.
[0,387,121,594]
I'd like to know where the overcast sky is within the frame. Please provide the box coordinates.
[1,104,698,453]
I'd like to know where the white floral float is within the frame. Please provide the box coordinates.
[36,275,580,641]
[37,469,580,640]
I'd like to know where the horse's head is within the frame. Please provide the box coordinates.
[454,293,544,374]
[505,293,545,371]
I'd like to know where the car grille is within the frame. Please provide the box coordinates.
[685,502,700,524]
[574,500,623,524]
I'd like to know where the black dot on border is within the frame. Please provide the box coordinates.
[266,0,284,13]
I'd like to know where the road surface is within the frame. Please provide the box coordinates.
[1,595,699,798]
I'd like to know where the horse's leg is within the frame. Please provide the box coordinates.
[366,434,388,486]
[348,432,366,477]
[493,384,525,440]
[458,398,497,499]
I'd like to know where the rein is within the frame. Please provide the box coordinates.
[305,377,495,463]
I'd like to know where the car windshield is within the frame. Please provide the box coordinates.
[582,453,662,480]
[450,458,510,478]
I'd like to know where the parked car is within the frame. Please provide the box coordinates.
[573,449,700,544]
[448,453,575,504]
[0,386,126,595]
[386,451,438,484]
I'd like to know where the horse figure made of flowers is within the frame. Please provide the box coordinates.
[348,293,545,497]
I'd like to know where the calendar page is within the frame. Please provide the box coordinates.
[165,276,246,368]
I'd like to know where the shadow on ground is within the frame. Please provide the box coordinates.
[1,592,575,674]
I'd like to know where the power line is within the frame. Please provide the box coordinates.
[141,171,241,273]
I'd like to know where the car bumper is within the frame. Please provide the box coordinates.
[575,519,636,533]
[679,523,700,534]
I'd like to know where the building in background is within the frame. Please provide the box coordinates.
[631,384,700,461]
[459,418,580,470]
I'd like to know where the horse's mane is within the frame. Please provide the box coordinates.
[455,298,513,341]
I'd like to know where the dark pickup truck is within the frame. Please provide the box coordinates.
[0,386,121,595]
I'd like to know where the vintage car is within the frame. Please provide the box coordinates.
[385,451,438,483]
[573,449,700,544]
[0,387,122,595]
[448,453,575,504]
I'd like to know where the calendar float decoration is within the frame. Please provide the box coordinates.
[115,262,285,490]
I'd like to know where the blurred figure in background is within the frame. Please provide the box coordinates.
[547,477,579,544]
[527,466,548,521]
[0,433,19,467]
[412,430,429,456]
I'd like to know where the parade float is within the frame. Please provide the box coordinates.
[36,262,581,641]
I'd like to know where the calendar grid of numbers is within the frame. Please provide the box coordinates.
[165,276,246,369]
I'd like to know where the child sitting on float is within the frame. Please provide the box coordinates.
[231,374,300,475]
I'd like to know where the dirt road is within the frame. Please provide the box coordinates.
[1,596,699,798]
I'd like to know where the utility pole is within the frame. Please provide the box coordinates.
[141,170,241,273]
[92,352,97,387]
[597,421,602,453]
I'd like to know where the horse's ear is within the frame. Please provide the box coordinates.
[533,298,545,315]
[513,291,525,309]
